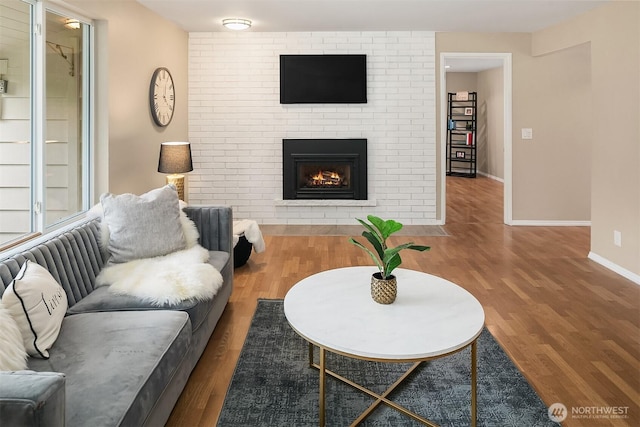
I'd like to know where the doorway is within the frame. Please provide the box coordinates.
[439,53,512,225]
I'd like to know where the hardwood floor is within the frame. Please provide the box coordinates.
[166,176,639,426]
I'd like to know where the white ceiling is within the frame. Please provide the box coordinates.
[136,0,608,33]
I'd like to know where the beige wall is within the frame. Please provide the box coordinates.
[446,72,477,93]
[68,0,189,197]
[533,1,640,277]
[515,42,591,221]
[477,67,504,179]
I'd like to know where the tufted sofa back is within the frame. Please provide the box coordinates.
[0,218,106,308]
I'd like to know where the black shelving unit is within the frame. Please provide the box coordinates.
[446,92,477,177]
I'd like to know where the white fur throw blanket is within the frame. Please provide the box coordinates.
[233,220,266,253]
[96,245,223,306]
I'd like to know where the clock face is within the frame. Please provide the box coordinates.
[150,67,175,127]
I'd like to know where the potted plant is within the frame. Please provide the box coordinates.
[349,215,430,304]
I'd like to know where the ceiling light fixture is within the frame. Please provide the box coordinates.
[64,19,80,30]
[222,18,251,30]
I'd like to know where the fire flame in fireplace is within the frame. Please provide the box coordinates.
[308,170,345,187]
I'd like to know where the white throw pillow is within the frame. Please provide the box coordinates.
[2,260,68,358]
[0,302,28,371]
[101,185,187,264]
[89,198,199,255]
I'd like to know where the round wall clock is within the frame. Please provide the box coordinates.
[149,67,175,127]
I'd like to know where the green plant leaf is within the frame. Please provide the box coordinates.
[382,243,429,265]
[383,220,403,237]
[349,238,383,273]
[384,253,402,278]
[367,215,403,239]
[367,215,385,231]
[350,216,430,278]
[355,218,383,244]
[407,244,431,252]
[362,230,384,259]
[382,246,403,265]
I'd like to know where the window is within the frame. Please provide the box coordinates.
[0,0,93,249]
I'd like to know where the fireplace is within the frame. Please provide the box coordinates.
[283,139,367,200]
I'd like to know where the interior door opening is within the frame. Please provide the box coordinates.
[439,53,512,225]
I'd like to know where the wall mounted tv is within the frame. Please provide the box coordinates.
[280,54,367,104]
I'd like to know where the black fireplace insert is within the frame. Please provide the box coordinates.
[283,139,367,200]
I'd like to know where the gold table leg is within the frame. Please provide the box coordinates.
[472,340,477,427]
[308,340,479,427]
[319,346,326,427]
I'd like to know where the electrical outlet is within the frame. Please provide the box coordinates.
[614,230,622,247]
[521,128,533,140]
[0,80,7,94]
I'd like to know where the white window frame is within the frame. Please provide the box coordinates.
[30,0,94,235]
[0,0,94,252]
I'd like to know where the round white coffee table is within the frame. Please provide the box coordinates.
[284,266,485,427]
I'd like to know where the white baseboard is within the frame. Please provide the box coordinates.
[588,252,640,285]
[477,171,504,183]
[510,220,591,227]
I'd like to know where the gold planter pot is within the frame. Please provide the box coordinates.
[371,273,397,304]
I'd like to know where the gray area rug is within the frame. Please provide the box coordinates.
[217,299,557,426]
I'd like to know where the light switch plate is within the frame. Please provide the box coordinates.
[614,230,622,247]
[521,128,533,140]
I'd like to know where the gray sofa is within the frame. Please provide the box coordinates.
[0,206,233,427]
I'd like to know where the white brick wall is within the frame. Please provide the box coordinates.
[188,31,437,225]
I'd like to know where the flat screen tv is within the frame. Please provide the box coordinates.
[280,54,367,104]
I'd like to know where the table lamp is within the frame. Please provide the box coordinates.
[158,141,193,200]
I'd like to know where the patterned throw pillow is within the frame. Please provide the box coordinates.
[2,260,68,358]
